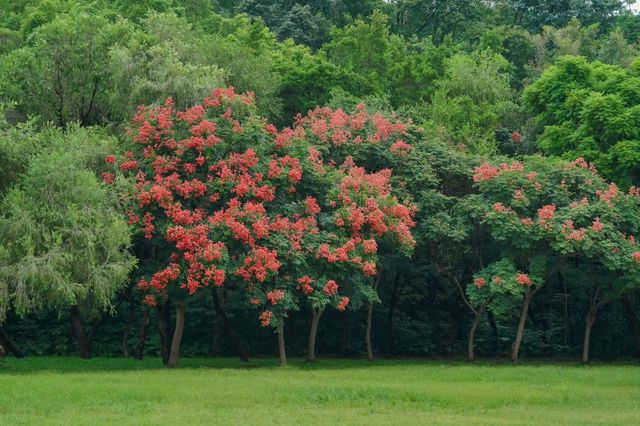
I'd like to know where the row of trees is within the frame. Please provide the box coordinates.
[1,1,640,366]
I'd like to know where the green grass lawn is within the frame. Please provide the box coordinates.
[1,357,639,425]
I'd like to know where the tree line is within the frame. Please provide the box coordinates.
[1,0,640,366]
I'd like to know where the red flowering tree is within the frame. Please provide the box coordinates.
[287,104,418,360]
[106,88,416,366]
[468,156,640,362]
[300,165,416,361]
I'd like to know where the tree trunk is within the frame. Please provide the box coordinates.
[621,296,640,356]
[0,345,5,358]
[366,270,382,361]
[468,305,486,362]
[582,308,597,364]
[511,290,535,362]
[69,305,91,359]
[0,326,24,358]
[212,287,249,362]
[166,302,186,368]
[134,310,150,360]
[306,309,323,362]
[277,318,286,367]
[156,301,171,365]
[366,302,374,361]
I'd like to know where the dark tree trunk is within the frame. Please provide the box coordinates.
[512,289,537,362]
[0,326,24,358]
[69,305,91,359]
[0,345,5,358]
[166,302,186,368]
[582,308,597,364]
[212,287,248,362]
[156,301,171,365]
[306,309,323,362]
[621,296,640,356]
[366,270,382,361]
[134,310,150,360]
[277,318,286,367]
[468,304,486,362]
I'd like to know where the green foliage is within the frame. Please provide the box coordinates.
[322,10,398,95]
[467,259,534,318]
[425,50,516,154]
[0,12,128,126]
[0,126,135,322]
[495,0,631,33]
[393,0,491,43]
[524,56,640,187]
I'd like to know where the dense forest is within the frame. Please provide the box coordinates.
[1,0,640,366]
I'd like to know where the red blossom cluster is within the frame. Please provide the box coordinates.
[473,161,525,183]
[337,297,350,311]
[516,273,531,286]
[473,277,486,289]
[323,280,339,296]
[294,105,411,150]
[537,204,556,223]
[332,166,416,247]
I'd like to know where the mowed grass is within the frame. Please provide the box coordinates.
[1,357,639,425]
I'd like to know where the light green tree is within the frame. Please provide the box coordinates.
[0,126,136,358]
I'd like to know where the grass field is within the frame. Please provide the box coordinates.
[1,357,639,425]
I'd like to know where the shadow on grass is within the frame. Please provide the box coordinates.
[1,355,637,374]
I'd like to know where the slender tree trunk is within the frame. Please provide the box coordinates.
[366,270,382,361]
[69,305,91,359]
[307,309,323,362]
[366,302,374,360]
[0,326,24,358]
[512,290,536,363]
[134,310,150,360]
[156,301,171,365]
[621,296,640,356]
[582,308,597,364]
[0,344,5,357]
[468,305,486,362]
[166,302,186,368]
[212,287,249,362]
[277,318,286,367]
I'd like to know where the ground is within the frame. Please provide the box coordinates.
[1,357,639,425]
